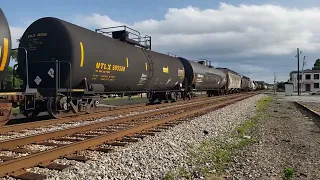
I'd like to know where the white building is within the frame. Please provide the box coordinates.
[290,69,320,92]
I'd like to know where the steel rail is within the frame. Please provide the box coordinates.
[0,94,242,134]
[0,94,254,177]
[0,94,250,150]
[294,101,320,127]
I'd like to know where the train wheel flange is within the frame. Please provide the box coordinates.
[47,97,68,119]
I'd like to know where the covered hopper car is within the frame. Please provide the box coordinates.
[241,76,251,92]
[216,68,242,94]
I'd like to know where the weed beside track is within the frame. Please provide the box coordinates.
[164,96,272,179]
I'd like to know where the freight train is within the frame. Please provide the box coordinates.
[0,8,267,125]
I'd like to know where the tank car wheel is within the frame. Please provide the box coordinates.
[47,97,69,119]
[164,92,170,103]
[170,92,177,102]
[187,92,192,100]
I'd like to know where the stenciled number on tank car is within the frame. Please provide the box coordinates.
[95,62,126,72]
[27,32,47,39]
[94,59,128,81]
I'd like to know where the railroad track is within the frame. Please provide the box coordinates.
[0,94,232,138]
[0,93,256,179]
[294,101,320,127]
[4,102,146,126]
[3,94,209,127]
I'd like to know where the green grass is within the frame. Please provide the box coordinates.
[283,167,294,180]
[164,96,273,179]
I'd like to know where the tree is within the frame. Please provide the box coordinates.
[2,38,23,89]
[10,38,20,62]
[276,81,285,90]
[10,49,17,61]
[3,65,23,89]
[313,59,320,70]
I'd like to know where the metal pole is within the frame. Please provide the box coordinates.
[297,48,300,95]
[55,59,59,98]
[273,73,276,95]
[301,56,306,94]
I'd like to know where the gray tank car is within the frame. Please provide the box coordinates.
[178,58,227,97]
[0,8,11,83]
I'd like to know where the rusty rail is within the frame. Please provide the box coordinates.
[0,94,240,134]
[0,94,248,150]
[294,101,320,127]
[0,93,255,178]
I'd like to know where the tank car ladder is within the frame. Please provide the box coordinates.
[140,48,155,102]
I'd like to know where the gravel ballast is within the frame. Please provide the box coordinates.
[228,94,320,179]
[23,94,266,179]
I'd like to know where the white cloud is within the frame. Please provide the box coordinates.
[9,26,25,49]
[69,3,320,83]
[74,13,125,29]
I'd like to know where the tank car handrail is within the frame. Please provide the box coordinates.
[95,25,153,50]
[95,25,141,40]
[95,25,141,36]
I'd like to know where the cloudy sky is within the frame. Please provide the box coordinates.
[2,0,320,84]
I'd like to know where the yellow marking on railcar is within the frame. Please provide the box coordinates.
[72,89,85,92]
[163,66,169,73]
[178,68,185,79]
[126,57,129,68]
[192,73,196,84]
[145,63,148,71]
[0,38,9,71]
[80,42,84,67]
[0,92,18,95]
[0,46,2,58]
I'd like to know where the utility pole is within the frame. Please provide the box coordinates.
[273,72,276,95]
[297,48,300,95]
[301,56,306,93]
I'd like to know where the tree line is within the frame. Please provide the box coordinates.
[313,59,320,70]
[2,49,22,89]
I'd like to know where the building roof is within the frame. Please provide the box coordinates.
[290,69,320,74]
[289,69,320,78]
